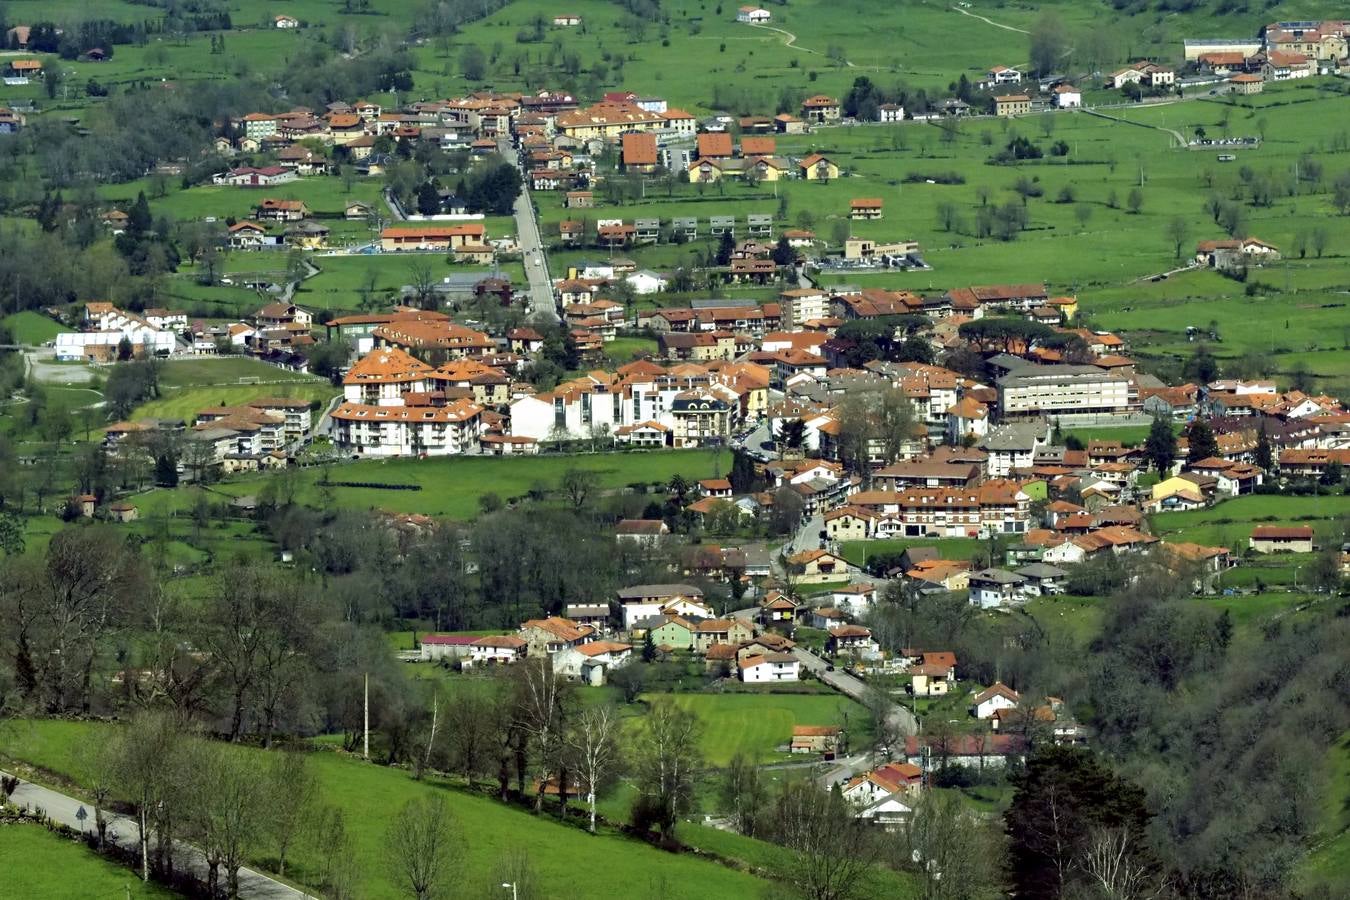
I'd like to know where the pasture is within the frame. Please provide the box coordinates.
[649,691,872,766]
[155,448,725,519]
[1,311,71,344]
[1148,493,1350,546]
[0,718,774,900]
[0,823,182,899]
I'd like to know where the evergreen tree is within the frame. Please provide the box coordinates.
[642,629,656,663]
[416,180,440,216]
[1254,424,1273,470]
[1186,420,1219,465]
[1005,746,1158,900]
[771,235,794,267]
[715,230,735,266]
[1144,416,1177,474]
[126,191,152,236]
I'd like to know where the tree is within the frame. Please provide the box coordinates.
[721,752,768,837]
[772,234,795,266]
[1028,13,1068,77]
[1184,420,1218,466]
[631,699,702,844]
[1126,187,1144,214]
[460,44,487,81]
[900,791,1005,900]
[416,180,440,216]
[769,780,881,900]
[1004,746,1156,900]
[560,467,599,512]
[776,418,807,450]
[715,229,735,266]
[385,797,464,900]
[267,752,316,878]
[569,705,622,833]
[313,806,362,900]
[1254,424,1273,471]
[1143,416,1176,475]
[513,657,573,814]
[1164,216,1189,259]
[194,742,268,899]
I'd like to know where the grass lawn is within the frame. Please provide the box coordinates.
[133,382,338,426]
[0,718,773,900]
[1017,595,1104,648]
[1300,731,1350,888]
[187,449,726,519]
[156,357,323,388]
[2,311,71,345]
[838,537,1000,568]
[1149,494,1350,546]
[648,691,872,765]
[0,823,182,899]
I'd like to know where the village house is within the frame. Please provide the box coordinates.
[828,625,879,657]
[908,651,957,696]
[786,548,848,583]
[797,153,840,181]
[736,5,771,23]
[419,634,477,662]
[1249,525,1314,554]
[518,616,595,657]
[800,95,841,123]
[850,198,884,220]
[553,640,633,685]
[1195,236,1280,269]
[790,725,841,755]
[467,635,528,666]
[994,94,1031,117]
[972,682,1021,719]
[616,583,709,629]
[740,652,800,683]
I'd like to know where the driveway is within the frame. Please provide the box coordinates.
[2,770,306,899]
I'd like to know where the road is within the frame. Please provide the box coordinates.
[792,645,919,738]
[1,770,307,899]
[499,136,558,323]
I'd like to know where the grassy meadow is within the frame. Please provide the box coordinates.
[0,718,775,900]
[652,691,872,765]
[0,823,182,899]
[143,448,727,519]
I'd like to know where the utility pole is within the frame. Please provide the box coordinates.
[363,673,370,760]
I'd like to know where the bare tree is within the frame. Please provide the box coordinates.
[770,780,881,900]
[1164,216,1190,260]
[193,742,267,899]
[559,467,600,512]
[899,791,1005,900]
[632,699,703,844]
[720,752,768,837]
[312,806,362,900]
[267,752,316,878]
[568,704,623,833]
[513,657,572,813]
[1080,826,1167,900]
[385,796,465,900]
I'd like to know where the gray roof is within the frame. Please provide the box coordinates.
[617,583,704,601]
[970,568,1025,585]
[979,421,1048,452]
[564,604,610,616]
[1014,563,1068,579]
[997,364,1124,388]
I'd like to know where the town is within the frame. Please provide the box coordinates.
[0,4,1348,900]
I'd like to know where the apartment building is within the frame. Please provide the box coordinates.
[996,363,1137,421]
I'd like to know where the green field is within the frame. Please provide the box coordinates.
[0,719,772,900]
[152,449,726,519]
[2,311,72,345]
[1149,493,1350,546]
[1302,732,1350,887]
[838,537,1002,568]
[0,823,181,899]
[652,691,871,765]
[134,382,337,425]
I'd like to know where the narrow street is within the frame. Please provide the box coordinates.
[499,136,558,322]
[1,770,306,899]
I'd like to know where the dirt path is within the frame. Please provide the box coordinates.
[741,22,882,70]
[1083,107,1187,148]
[949,4,1029,34]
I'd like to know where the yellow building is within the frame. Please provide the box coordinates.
[994,94,1031,117]
[798,153,839,181]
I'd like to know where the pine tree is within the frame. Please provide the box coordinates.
[1254,424,1273,470]
[1144,416,1177,474]
[127,191,152,236]
[715,230,735,266]
[642,629,657,663]
[771,235,794,267]
[416,180,440,216]
[1186,420,1219,465]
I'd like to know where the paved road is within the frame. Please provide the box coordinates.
[2,770,307,899]
[498,137,558,323]
[792,646,919,738]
